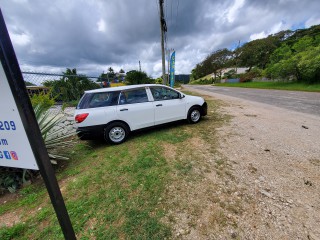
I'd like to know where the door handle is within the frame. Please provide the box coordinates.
[156,104,162,107]
[120,108,128,111]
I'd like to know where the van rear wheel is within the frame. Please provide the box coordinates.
[104,122,129,144]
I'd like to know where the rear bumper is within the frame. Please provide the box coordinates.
[201,102,208,116]
[76,125,105,140]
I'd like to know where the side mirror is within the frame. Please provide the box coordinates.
[179,94,185,99]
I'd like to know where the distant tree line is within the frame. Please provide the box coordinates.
[42,68,157,102]
[191,24,320,84]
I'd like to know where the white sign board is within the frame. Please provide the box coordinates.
[0,62,38,170]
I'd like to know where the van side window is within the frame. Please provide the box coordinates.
[150,87,179,101]
[77,91,120,109]
[119,88,149,105]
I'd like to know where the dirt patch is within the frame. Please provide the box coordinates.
[181,86,320,239]
[162,143,178,162]
[0,208,23,227]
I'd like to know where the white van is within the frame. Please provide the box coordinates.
[74,84,207,144]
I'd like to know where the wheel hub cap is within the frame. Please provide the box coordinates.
[109,127,125,142]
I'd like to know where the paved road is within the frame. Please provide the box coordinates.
[184,85,320,117]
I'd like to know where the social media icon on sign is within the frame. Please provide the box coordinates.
[4,151,11,159]
[10,151,18,160]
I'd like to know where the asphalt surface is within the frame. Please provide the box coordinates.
[184,85,320,117]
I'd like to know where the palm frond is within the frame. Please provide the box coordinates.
[34,103,76,163]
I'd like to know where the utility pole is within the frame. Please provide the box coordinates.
[159,0,167,84]
[139,60,141,72]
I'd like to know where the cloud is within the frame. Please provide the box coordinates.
[226,0,246,23]
[1,0,320,78]
[249,21,287,40]
[10,32,32,46]
[97,19,106,33]
[305,16,320,28]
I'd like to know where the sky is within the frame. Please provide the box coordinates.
[1,0,320,78]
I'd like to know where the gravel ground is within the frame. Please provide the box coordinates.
[183,86,320,239]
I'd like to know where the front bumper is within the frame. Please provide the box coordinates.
[201,102,208,116]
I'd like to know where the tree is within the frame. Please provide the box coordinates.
[297,45,320,83]
[210,49,233,79]
[238,35,281,70]
[190,48,233,81]
[43,68,99,102]
[24,81,36,86]
[292,36,314,53]
[107,67,115,80]
[269,44,292,64]
[265,33,320,83]
[125,70,153,85]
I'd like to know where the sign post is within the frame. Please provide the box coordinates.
[0,9,76,239]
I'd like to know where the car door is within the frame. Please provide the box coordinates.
[150,86,186,125]
[116,87,154,130]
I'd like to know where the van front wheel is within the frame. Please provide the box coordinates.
[187,107,201,124]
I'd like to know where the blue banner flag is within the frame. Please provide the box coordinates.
[170,51,175,87]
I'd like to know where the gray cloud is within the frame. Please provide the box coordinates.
[1,0,320,78]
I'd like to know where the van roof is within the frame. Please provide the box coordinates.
[84,84,169,93]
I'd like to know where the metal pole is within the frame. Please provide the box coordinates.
[159,0,166,85]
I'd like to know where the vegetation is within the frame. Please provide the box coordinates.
[0,93,233,239]
[215,81,320,92]
[24,81,36,86]
[99,67,115,82]
[43,68,99,102]
[125,70,154,85]
[190,24,320,84]
[99,67,126,83]
[265,35,320,83]
[0,95,76,194]
[191,49,233,81]
[30,91,55,110]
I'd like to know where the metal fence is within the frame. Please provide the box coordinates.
[22,71,106,86]
[22,71,106,115]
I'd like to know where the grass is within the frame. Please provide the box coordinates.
[215,81,320,92]
[0,91,237,239]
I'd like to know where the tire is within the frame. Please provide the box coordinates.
[187,106,201,124]
[104,122,129,144]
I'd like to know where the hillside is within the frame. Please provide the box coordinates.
[191,24,320,84]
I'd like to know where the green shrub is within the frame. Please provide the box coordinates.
[239,68,262,82]
[223,69,237,79]
[190,78,213,85]
[30,92,55,110]
[0,168,35,194]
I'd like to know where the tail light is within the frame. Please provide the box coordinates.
[75,113,89,123]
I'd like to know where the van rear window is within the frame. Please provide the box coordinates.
[77,91,120,109]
